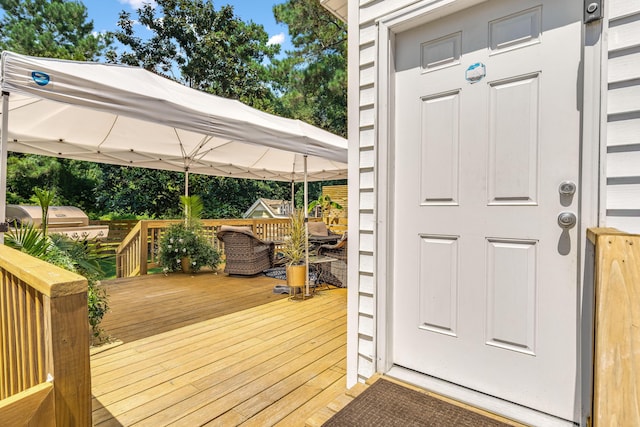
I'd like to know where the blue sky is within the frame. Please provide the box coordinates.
[83,0,292,54]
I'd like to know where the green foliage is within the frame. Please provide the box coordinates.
[33,187,55,236]
[280,209,306,266]
[5,186,111,344]
[98,212,146,221]
[6,225,111,343]
[5,221,49,258]
[180,194,204,229]
[0,0,111,60]
[158,223,220,273]
[7,154,104,216]
[308,194,342,217]
[95,166,184,218]
[270,0,347,137]
[107,0,278,107]
[93,166,294,220]
[44,234,110,343]
[7,154,60,205]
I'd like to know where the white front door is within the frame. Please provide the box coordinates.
[392,0,583,422]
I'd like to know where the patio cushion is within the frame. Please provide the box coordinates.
[220,225,253,234]
[308,221,329,236]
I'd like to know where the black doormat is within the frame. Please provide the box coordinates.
[322,378,514,427]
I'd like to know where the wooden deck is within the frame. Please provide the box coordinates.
[91,272,347,426]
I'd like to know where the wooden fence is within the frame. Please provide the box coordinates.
[116,218,304,278]
[588,228,640,426]
[0,246,90,426]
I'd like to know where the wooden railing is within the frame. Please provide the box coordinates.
[588,228,640,427]
[0,245,90,426]
[116,218,302,278]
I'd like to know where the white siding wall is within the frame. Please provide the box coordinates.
[606,0,640,233]
[353,17,378,383]
[352,0,422,384]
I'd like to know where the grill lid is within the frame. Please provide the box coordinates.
[6,205,109,240]
[6,205,88,228]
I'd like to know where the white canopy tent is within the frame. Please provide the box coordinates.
[0,51,347,296]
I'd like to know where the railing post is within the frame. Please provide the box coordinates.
[589,228,640,427]
[46,292,91,426]
[0,246,90,426]
[140,221,149,275]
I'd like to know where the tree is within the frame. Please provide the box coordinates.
[270,0,347,137]
[1,0,111,216]
[102,0,291,218]
[0,0,111,60]
[107,0,279,108]
[95,166,184,218]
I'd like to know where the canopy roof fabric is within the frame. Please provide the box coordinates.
[0,51,347,182]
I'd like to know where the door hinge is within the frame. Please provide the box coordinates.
[584,0,604,24]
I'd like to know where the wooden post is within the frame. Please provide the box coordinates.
[0,246,90,426]
[46,293,91,426]
[140,221,149,275]
[589,228,640,426]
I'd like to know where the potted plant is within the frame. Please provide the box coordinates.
[158,195,221,273]
[280,209,306,288]
[308,194,343,225]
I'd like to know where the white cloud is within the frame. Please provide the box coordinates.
[267,33,286,46]
[118,0,157,9]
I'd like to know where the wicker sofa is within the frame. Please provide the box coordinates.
[217,226,275,276]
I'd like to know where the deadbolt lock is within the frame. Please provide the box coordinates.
[559,181,576,196]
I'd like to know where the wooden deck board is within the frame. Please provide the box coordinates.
[91,272,347,426]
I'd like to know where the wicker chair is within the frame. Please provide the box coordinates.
[316,232,347,287]
[217,227,275,276]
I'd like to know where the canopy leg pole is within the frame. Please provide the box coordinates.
[0,92,9,244]
[185,169,189,197]
[304,155,310,297]
[291,179,295,215]
[184,169,190,226]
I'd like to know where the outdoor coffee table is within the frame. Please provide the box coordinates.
[308,255,338,290]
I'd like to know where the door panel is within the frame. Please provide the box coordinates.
[392,0,582,421]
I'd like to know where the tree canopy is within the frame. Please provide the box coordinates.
[270,0,347,137]
[0,0,110,60]
[107,0,279,108]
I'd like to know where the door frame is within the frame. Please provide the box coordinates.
[373,0,604,425]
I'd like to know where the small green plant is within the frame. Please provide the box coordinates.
[308,194,343,224]
[6,221,49,257]
[158,223,220,273]
[32,187,56,236]
[180,195,204,229]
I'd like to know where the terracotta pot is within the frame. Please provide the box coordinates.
[181,257,192,273]
[286,264,306,288]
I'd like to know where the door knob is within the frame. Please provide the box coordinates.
[557,212,577,229]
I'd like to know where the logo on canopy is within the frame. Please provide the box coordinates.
[31,71,50,86]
